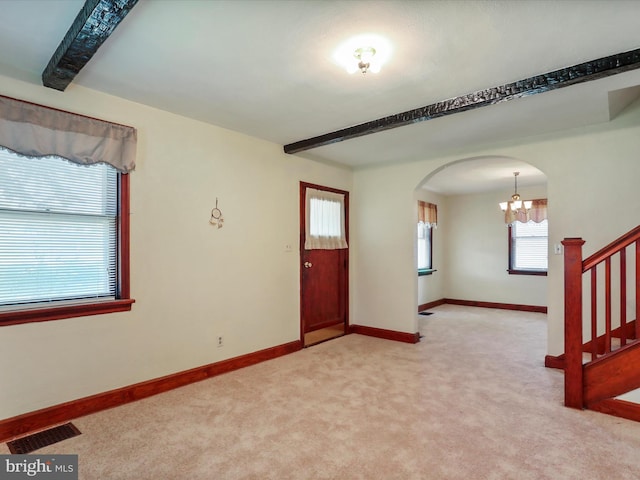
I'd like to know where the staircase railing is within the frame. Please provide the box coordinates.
[562,225,640,409]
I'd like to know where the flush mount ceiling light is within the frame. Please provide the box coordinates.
[333,34,392,75]
[353,46,377,74]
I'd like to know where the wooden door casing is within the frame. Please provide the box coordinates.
[300,182,349,338]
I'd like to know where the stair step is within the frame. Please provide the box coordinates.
[617,388,640,403]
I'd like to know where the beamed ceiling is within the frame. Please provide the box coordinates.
[1,0,640,194]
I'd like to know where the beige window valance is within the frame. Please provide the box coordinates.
[418,201,438,227]
[0,95,136,173]
[505,198,547,224]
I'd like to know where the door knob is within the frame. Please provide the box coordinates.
[304,262,313,268]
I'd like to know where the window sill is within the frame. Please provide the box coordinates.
[508,269,547,276]
[418,269,437,277]
[0,298,135,326]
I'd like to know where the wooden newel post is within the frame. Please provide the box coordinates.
[562,238,586,409]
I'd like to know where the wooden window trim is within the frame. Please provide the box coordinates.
[0,173,134,327]
[417,223,434,274]
[427,226,433,270]
[507,269,547,276]
[507,223,548,276]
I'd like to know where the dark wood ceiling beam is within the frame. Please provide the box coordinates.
[42,0,139,91]
[284,48,640,155]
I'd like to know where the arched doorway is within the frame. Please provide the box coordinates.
[413,156,548,317]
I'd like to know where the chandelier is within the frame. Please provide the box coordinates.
[499,172,532,213]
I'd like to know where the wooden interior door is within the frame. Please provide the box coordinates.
[300,183,349,340]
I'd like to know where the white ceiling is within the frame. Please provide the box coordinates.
[1,0,640,194]
[421,157,546,196]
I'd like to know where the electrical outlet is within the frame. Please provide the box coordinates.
[217,336,224,347]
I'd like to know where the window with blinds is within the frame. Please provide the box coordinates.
[0,149,118,307]
[510,219,548,272]
[417,222,432,270]
[417,201,436,274]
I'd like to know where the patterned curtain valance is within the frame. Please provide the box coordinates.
[504,198,547,224]
[418,201,438,227]
[0,95,136,173]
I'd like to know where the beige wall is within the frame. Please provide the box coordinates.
[0,75,352,419]
[2,73,640,421]
[443,185,547,306]
[351,97,640,355]
[416,183,548,309]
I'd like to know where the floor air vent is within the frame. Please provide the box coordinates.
[7,423,81,454]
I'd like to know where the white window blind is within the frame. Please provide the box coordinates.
[511,219,548,271]
[305,188,347,250]
[417,201,436,270]
[417,222,432,269]
[0,149,117,307]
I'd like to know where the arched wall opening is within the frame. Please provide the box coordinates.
[413,155,548,315]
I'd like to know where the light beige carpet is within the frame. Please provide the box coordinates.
[3,305,640,479]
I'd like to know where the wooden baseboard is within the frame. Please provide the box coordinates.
[588,398,640,423]
[545,354,565,370]
[350,325,420,344]
[418,299,446,312]
[418,298,547,314]
[443,298,547,314]
[0,340,302,443]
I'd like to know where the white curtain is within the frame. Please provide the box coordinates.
[0,95,136,173]
[305,188,348,250]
